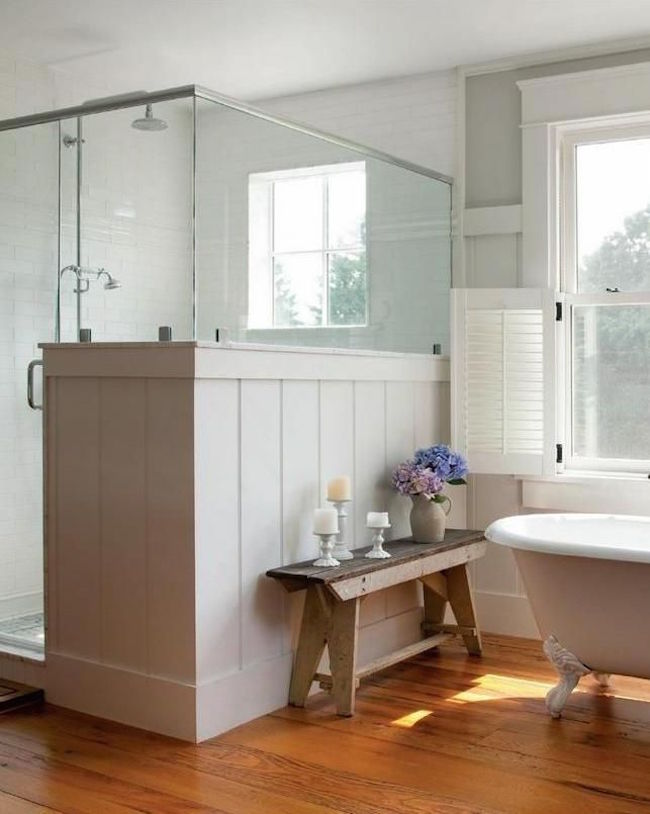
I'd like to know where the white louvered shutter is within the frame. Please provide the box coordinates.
[451,288,559,476]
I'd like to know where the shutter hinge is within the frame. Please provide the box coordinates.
[556,443,563,464]
[555,302,563,322]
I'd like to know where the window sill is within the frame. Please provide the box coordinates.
[517,472,650,514]
[518,471,650,486]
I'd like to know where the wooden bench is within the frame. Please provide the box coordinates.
[267,529,486,716]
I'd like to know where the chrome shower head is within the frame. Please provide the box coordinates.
[131,104,168,131]
[102,272,122,290]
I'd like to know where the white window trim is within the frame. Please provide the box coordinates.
[559,123,650,475]
[519,64,650,479]
[248,161,367,330]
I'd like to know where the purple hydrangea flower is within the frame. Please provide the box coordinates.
[413,444,468,482]
[392,460,444,497]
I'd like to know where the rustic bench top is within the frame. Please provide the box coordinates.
[267,529,485,588]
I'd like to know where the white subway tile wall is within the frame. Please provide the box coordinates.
[261,71,457,177]
[58,101,194,342]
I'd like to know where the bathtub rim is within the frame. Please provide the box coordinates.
[485,512,650,565]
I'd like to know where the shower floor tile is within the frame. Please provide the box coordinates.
[0,612,44,654]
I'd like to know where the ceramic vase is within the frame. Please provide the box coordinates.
[409,493,450,543]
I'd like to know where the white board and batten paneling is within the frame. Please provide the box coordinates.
[463,205,523,289]
[32,343,453,742]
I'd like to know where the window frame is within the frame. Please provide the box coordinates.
[560,123,650,474]
[248,161,368,330]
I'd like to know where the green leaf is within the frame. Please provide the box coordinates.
[447,478,467,486]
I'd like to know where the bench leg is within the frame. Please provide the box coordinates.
[328,597,360,716]
[446,563,482,655]
[289,585,329,707]
[421,571,448,630]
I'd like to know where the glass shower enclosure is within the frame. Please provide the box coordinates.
[0,85,452,655]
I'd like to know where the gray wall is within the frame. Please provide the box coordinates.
[465,48,650,208]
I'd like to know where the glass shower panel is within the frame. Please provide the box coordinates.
[59,99,195,342]
[195,96,451,353]
[365,159,451,354]
[0,121,59,650]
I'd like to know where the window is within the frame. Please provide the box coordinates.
[248,162,367,329]
[561,127,650,472]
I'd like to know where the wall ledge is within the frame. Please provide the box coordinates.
[520,475,650,514]
[42,342,450,382]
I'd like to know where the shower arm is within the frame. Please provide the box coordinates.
[60,264,107,293]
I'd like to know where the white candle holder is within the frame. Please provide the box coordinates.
[329,499,353,560]
[313,533,340,567]
[365,525,392,559]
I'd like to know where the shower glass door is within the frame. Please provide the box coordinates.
[0,120,59,656]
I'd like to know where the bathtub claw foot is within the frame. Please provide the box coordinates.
[543,635,590,718]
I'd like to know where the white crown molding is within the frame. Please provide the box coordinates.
[518,60,650,125]
[516,59,650,89]
[458,35,650,78]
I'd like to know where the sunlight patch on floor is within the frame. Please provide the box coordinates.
[391,709,434,728]
[447,673,552,704]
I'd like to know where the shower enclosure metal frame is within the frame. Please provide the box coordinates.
[0,83,454,660]
[0,84,453,343]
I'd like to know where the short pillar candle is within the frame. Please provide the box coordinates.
[365,511,391,559]
[367,511,390,528]
[327,475,351,502]
[314,508,339,535]
[313,508,340,567]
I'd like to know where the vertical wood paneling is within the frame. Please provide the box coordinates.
[385,382,419,619]
[319,380,355,541]
[436,382,451,444]
[414,381,450,446]
[54,377,101,659]
[146,379,195,682]
[385,381,415,540]
[38,353,456,743]
[195,379,241,681]
[45,377,58,653]
[99,378,147,671]
[240,380,283,668]
[281,381,320,656]
[413,381,435,449]
[282,381,319,565]
[353,381,387,552]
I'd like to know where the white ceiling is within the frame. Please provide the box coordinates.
[3,0,650,101]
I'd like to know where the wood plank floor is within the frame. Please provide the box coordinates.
[0,634,648,813]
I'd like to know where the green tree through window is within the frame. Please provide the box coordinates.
[574,205,650,461]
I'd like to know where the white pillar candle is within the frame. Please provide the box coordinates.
[327,475,351,502]
[367,511,390,528]
[314,507,339,535]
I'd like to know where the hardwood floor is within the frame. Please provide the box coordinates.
[0,634,648,813]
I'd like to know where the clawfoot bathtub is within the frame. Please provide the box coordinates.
[485,514,650,718]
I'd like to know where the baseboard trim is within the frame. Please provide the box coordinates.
[196,652,293,742]
[44,652,197,740]
[474,590,540,639]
